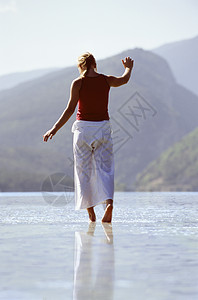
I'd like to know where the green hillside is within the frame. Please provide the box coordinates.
[135,127,198,191]
[1,48,198,191]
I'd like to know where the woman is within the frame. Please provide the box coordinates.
[43,52,134,223]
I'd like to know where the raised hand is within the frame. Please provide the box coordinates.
[122,57,134,69]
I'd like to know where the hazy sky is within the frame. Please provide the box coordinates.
[0,0,197,75]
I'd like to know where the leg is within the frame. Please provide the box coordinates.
[87,206,96,222]
[93,124,114,223]
[106,199,113,206]
[101,199,113,223]
[73,131,94,210]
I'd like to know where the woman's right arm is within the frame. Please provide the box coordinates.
[106,57,134,87]
[43,77,81,142]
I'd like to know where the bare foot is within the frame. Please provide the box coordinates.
[87,207,96,222]
[101,204,113,223]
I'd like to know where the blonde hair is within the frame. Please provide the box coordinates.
[77,52,97,77]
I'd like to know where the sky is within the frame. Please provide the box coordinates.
[0,0,198,75]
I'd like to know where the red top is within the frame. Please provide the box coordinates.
[76,74,110,121]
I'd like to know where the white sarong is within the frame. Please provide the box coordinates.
[71,120,114,210]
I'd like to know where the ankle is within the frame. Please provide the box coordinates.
[87,207,95,213]
[106,199,113,206]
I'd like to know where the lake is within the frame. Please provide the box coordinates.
[0,192,198,300]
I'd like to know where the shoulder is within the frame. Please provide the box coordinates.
[100,74,111,87]
[102,75,126,87]
[71,76,83,90]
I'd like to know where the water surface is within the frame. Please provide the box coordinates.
[0,192,198,299]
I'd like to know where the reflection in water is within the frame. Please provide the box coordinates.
[73,223,114,300]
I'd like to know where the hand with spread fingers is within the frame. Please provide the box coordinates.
[43,127,57,142]
[122,56,134,70]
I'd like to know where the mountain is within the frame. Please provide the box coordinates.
[134,127,198,191]
[0,68,61,91]
[1,48,198,191]
[152,35,198,95]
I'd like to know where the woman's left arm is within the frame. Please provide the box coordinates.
[43,78,81,142]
